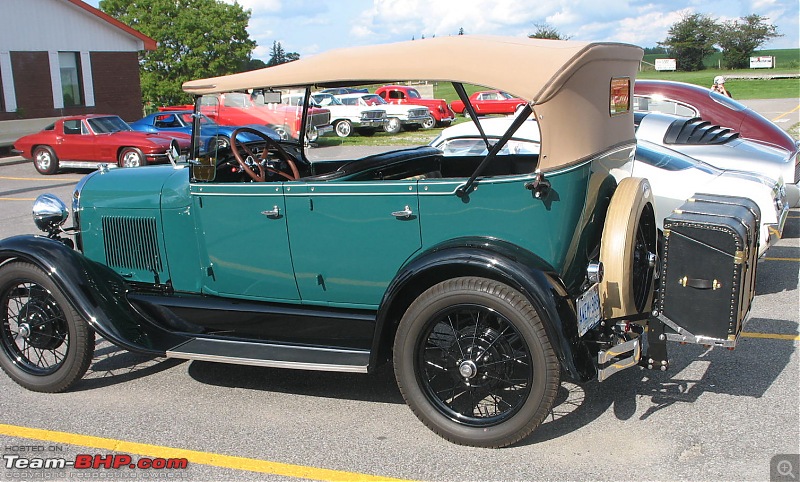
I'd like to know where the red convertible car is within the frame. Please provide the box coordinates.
[13,115,191,175]
[375,85,455,127]
[634,80,799,154]
[450,90,527,116]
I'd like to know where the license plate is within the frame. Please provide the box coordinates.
[577,283,601,337]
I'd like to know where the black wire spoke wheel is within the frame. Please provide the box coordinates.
[0,262,94,393]
[418,304,532,426]
[394,277,560,448]
[631,203,657,313]
[1,281,69,375]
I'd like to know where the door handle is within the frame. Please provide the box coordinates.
[261,206,281,218]
[391,206,413,219]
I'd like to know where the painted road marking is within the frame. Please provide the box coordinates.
[0,176,82,182]
[741,332,800,341]
[762,257,800,262]
[0,423,414,482]
[0,197,36,201]
[771,103,800,122]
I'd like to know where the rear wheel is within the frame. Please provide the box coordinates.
[394,277,560,448]
[0,262,94,392]
[599,177,658,319]
[118,147,146,168]
[33,146,59,175]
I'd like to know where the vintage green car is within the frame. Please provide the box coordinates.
[0,36,755,448]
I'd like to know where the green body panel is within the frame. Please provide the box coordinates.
[285,181,421,307]
[189,182,299,301]
[73,147,632,306]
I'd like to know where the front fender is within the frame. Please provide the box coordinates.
[374,237,596,382]
[0,235,188,355]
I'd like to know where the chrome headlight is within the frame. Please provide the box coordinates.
[32,194,68,234]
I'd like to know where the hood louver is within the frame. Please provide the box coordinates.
[102,216,163,273]
[664,117,740,146]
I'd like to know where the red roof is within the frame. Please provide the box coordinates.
[66,0,157,51]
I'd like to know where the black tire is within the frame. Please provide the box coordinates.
[357,128,376,137]
[118,147,146,168]
[383,117,402,134]
[33,146,59,175]
[0,261,94,392]
[334,120,353,138]
[394,277,560,448]
[599,177,658,319]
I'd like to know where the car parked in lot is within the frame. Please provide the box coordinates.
[0,36,760,448]
[161,92,333,143]
[635,112,799,207]
[129,110,280,150]
[13,114,191,174]
[375,85,455,128]
[450,90,527,116]
[633,79,799,154]
[431,117,788,256]
[308,93,388,137]
[335,93,432,134]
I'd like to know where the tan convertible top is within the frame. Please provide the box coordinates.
[183,36,643,171]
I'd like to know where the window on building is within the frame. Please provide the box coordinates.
[59,52,83,107]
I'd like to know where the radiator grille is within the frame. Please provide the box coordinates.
[102,216,163,272]
[362,110,386,120]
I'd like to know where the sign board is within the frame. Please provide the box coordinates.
[750,56,775,69]
[655,58,677,71]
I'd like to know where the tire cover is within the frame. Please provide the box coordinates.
[599,177,656,319]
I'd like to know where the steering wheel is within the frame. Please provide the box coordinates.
[230,127,299,181]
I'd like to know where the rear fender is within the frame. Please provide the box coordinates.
[373,237,596,382]
[0,235,188,355]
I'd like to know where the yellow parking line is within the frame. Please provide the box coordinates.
[0,197,36,201]
[762,257,800,262]
[741,332,800,341]
[771,103,800,122]
[0,176,82,181]
[0,423,414,482]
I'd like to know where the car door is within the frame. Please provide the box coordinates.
[285,180,421,307]
[55,119,95,161]
[189,181,300,302]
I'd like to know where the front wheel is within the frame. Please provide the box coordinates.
[383,117,402,134]
[118,147,146,168]
[33,146,59,175]
[334,120,352,138]
[421,117,436,129]
[394,277,560,448]
[0,262,94,392]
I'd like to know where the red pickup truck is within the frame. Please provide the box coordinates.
[375,85,455,128]
[160,92,332,142]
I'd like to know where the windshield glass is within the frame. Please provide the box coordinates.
[88,116,132,133]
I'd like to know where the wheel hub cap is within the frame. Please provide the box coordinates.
[458,359,478,379]
[18,323,31,339]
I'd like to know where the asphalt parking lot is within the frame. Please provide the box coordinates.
[0,101,797,481]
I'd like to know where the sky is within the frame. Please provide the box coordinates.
[85,0,799,62]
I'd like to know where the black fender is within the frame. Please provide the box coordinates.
[372,237,596,382]
[0,235,189,356]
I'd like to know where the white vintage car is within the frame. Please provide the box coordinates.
[310,92,388,137]
[335,93,432,134]
[431,117,788,256]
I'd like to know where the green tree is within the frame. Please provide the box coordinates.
[528,23,570,40]
[659,13,718,71]
[99,0,256,106]
[716,14,781,69]
[266,41,299,67]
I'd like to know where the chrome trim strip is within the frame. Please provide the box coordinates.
[165,350,369,373]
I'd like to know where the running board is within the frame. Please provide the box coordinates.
[166,338,370,373]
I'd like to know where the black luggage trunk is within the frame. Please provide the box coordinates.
[658,194,760,347]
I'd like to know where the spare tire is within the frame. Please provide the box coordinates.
[599,177,658,320]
